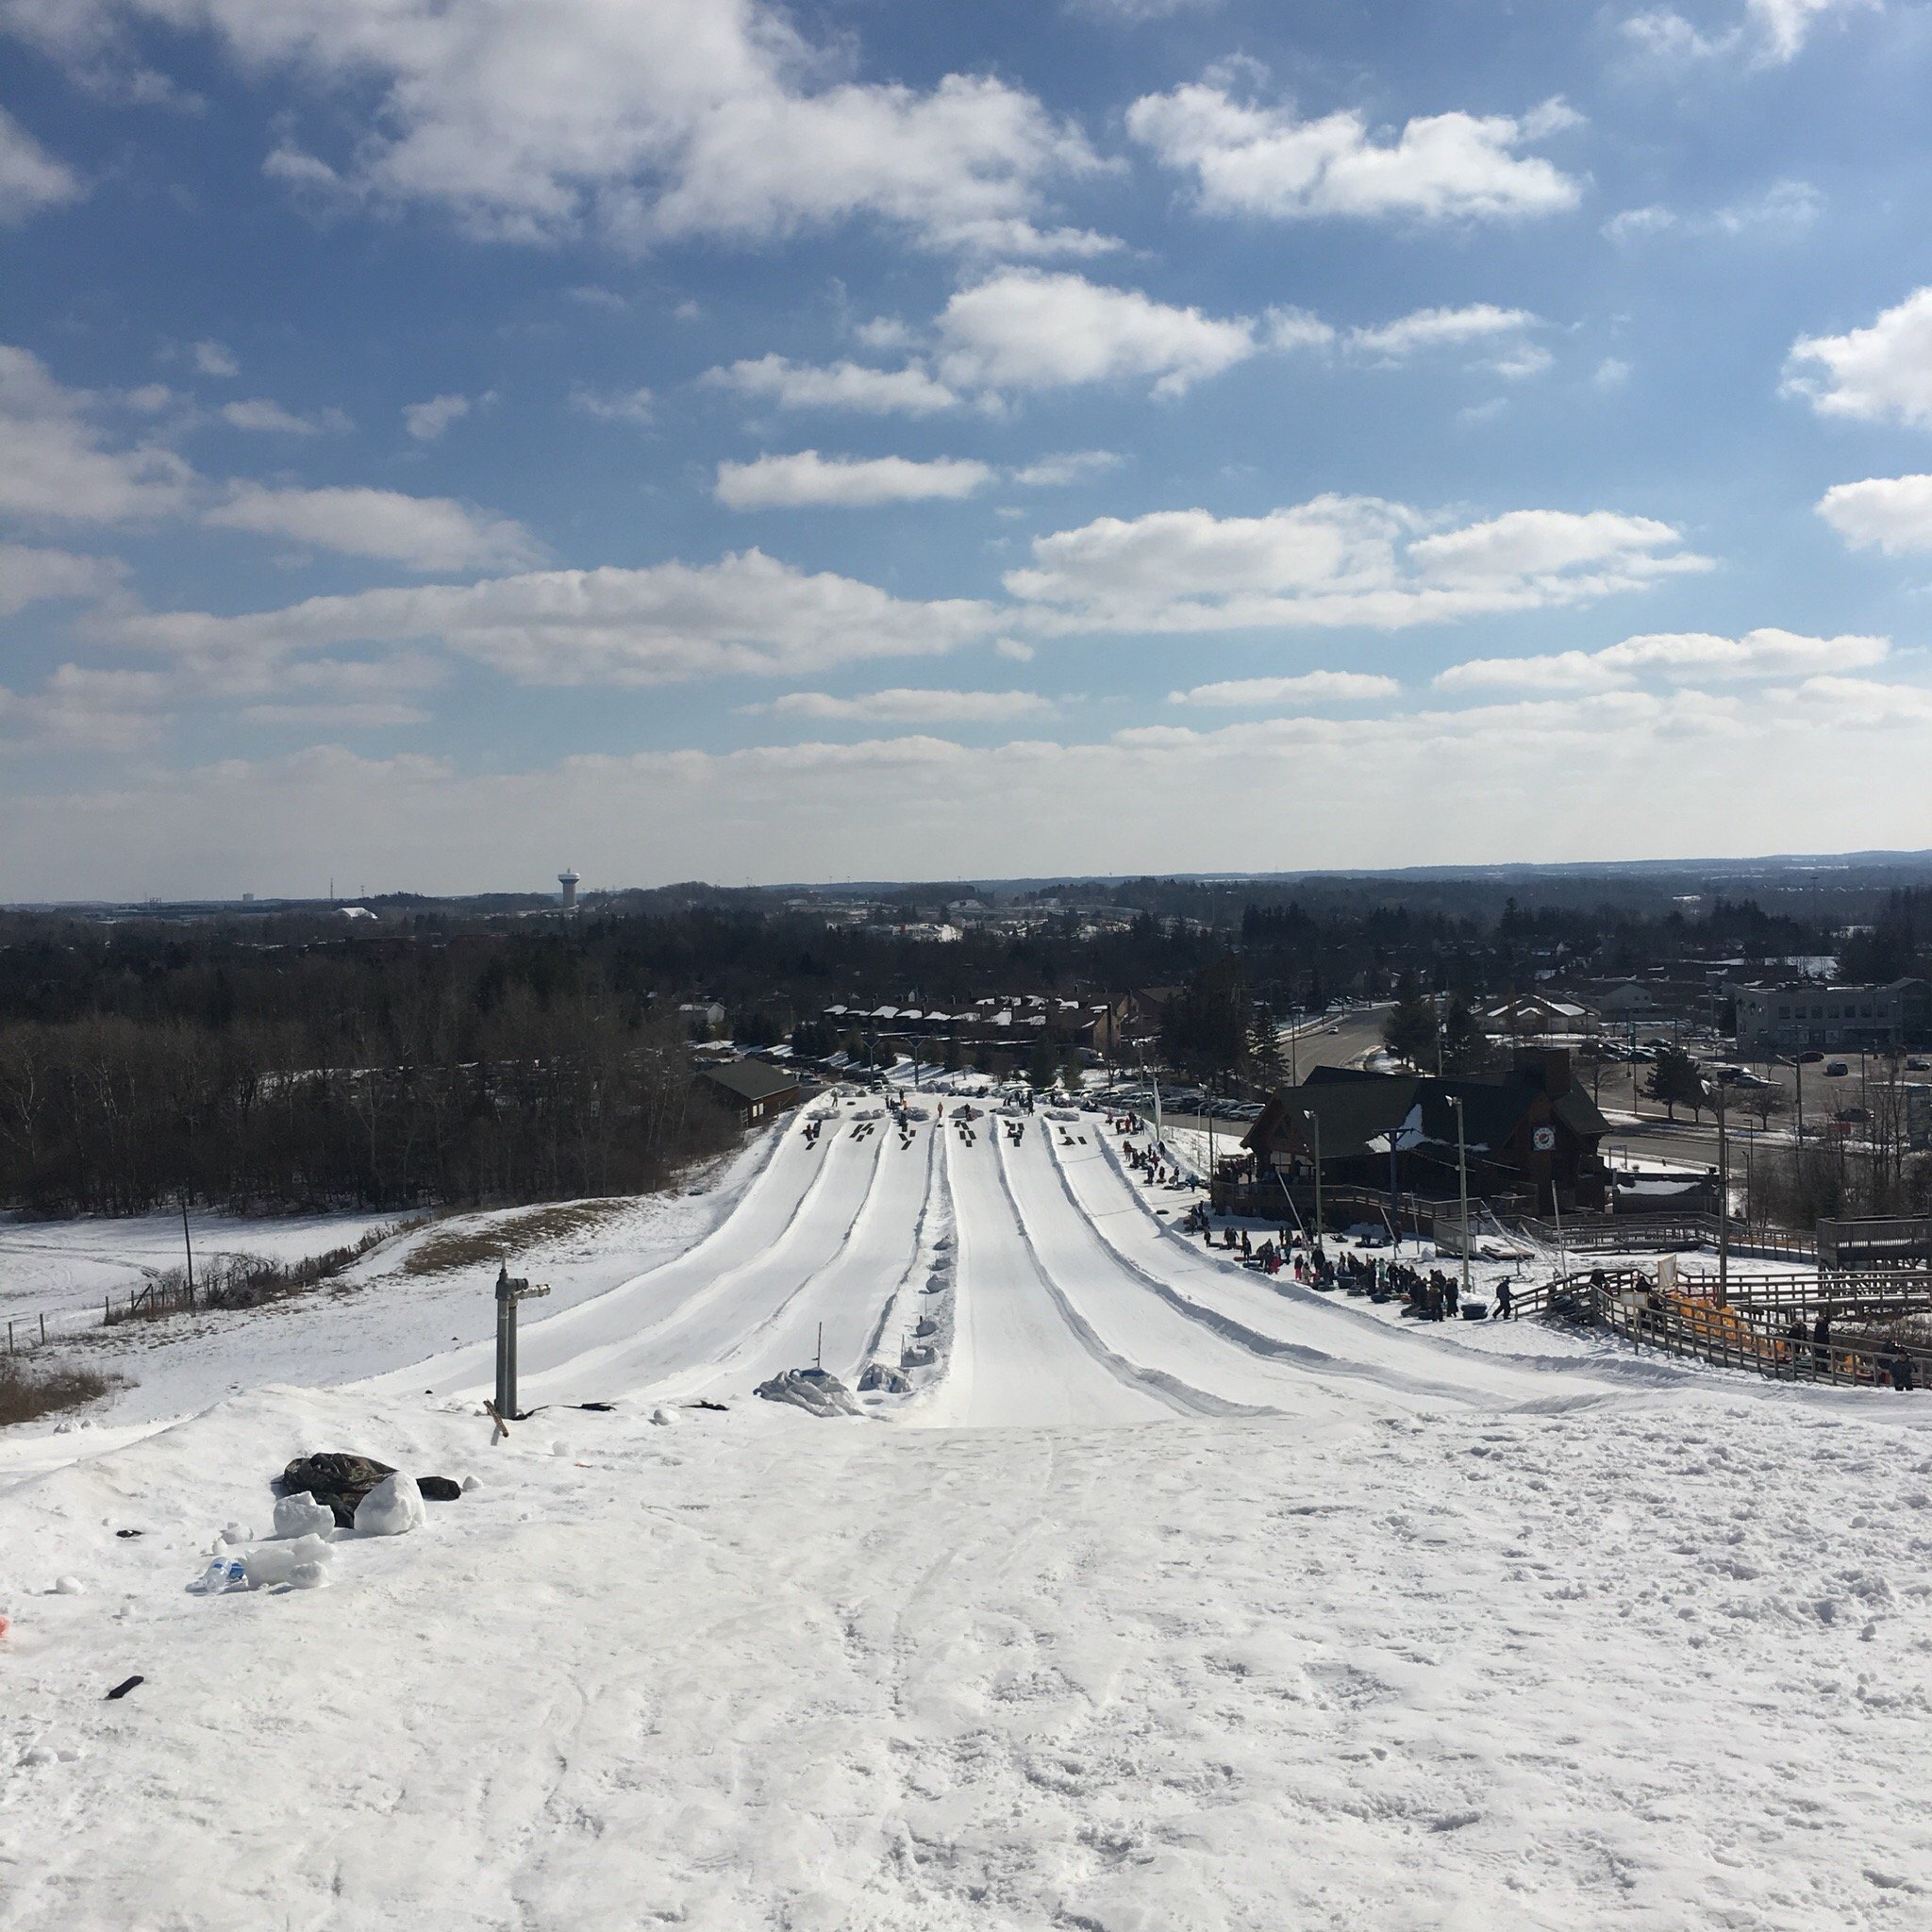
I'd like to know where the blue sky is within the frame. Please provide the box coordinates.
[3,0,1932,896]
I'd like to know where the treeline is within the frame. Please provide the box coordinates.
[0,953,736,1217]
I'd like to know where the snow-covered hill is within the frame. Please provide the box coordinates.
[4,1099,1931,1929]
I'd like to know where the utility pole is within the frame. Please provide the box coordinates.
[1713,1078,1730,1309]
[1301,1106,1324,1241]
[1449,1094,1471,1310]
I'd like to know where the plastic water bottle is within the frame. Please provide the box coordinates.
[192,1555,249,1595]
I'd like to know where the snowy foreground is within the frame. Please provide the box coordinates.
[4,1105,1932,1930]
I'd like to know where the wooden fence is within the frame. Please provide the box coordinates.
[1523,1262,1932,1388]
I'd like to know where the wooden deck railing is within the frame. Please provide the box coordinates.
[1523,1263,1932,1388]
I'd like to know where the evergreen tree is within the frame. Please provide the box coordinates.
[1383,973,1439,1069]
[1438,996,1488,1077]
[1027,1033,1061,1091]
[1644,1043,1705,1122]
[1247,1003,1285,1091]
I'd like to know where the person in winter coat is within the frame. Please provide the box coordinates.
[1494,1278,1515,1320]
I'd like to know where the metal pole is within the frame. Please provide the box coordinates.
[182,1197,194,1296]
[1303,1108,1323,1241]
[1716,1079,1730,1308]
[495,1265,514,1420]
[1452,1095,1471,1309]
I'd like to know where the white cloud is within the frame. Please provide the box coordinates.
[1008,498,1712,634]
[1605,178,1821,243]
[1750,0,1875,58]
[10,0,1104,256]
[1168,671,1401,706]
[219,396,349,434]
[104,550,1000,687]
[0,541,124,616]
[0,105,83,223]
[1010,450,1122,488]
[853,318,914,351]
[403,392,475,441]
[1815,475,1932,553]
[1267,307,1337,352]
[1345,304,1540,359]
[1624,0,1876,66]
[1487,343,1554,381]
[192,339,239,377]
[569,384,655,425]
[1786,675,1932,726]
[1069,0,1216,18]
[240,701,433,728]
[203,483,541,571]
[34,677,1932,898]
[0,342,193,524]
[716,451,994,508]
[1786,290,1932,429]
[123,382,175,413]
[0,641,449,749]
[755,688,1053,722]
[936,270,1257,398]
[0,664,173,752]
[1435,627,1890,691]
[713,296,1545,423]
[1126,83,1581,224]
[702,355,960,416]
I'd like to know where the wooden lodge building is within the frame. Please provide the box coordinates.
[1224,1050,1611,1220]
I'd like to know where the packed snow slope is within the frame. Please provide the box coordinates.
[5,1098,1932,1931]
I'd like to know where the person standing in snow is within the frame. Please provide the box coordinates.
[1495,1278,1515,1321]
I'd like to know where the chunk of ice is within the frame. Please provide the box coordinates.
[273,1492,336,1541]
[353,1473,426,1538]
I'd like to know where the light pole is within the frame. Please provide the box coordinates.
[1448,1093,1471,1311]
[1300,1106,1323,1241]
[1713,1075,1730,1309]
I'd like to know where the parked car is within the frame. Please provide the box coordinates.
[1824,1060,1850,1077]
[1798,1050,1825,1064]
[1907,1057,1930,1072]
[1835,1106,1873,1124]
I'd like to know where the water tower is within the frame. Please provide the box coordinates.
[558,868,580,913]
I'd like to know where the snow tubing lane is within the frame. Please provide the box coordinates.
[479,1115,874,1400]
[988,1134,1260,1421]
[542,1120,891,1396]
[668,1108,920,1389]
[1049,1133,1577,1408]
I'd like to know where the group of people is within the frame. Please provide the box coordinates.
[1775,1308,1920,1388]
[1122,1140,1186,1189]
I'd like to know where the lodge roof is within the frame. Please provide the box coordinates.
[700,1058,802,1104]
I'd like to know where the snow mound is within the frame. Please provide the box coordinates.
[272,1491,336,1541]
[754,1368,862,1419]
[242,1534,333,1591]
[353,1472,426,1537]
